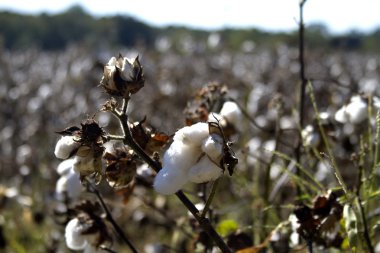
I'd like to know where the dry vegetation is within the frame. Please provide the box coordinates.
[1,25,380,253]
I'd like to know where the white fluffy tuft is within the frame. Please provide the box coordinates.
[54,136,80,159]
[65,218,88,250]
[335,95,368,124]
[173,122,209,146]
[188,155,222,183]
[55,168,82,200]
[201,135,223,163]
[56,158,75,175]
[154,141,201,194]
[220,101,242,125]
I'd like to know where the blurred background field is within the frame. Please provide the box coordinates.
[1,2,380,253]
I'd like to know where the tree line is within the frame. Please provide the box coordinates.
[1,5,379,52]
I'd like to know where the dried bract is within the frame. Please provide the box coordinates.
[293,190,344,248]
[65,201,112,251]
[56,119,106,182]
[104,147,137,189]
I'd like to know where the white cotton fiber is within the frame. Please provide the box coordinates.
[173,122,209,146]
[55,168,82,200]
[220,101,242,125]
[201,135,223,163]
[56,158,75,175]
[54,136,80,159]
[65,218,88,250]
[188,155,222,183]
[154,140,202,194]
[153,166,189,195]
[334,105,348,123]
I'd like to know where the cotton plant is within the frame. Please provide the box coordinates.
[65,202,112,253]
[53,54,237,252]
[153,122,224,194]
[154,99,241,195]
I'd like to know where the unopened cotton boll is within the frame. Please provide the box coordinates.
[54,136,80,159]
[188,155,222,183]
[220,101,242,126]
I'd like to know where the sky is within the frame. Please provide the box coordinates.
[0,0,379,34]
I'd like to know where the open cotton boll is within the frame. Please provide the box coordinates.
[163,140,201,170]
[83,245,102,253]
[73,155,94,174]
[201,134,223,163]
[56,158,75,175]
[335,95,368,124]
[373,96,380,111]
[301,125,320,147]
[55,168,82,200]
[54,136,80,159]
[154,141,202,194]
[173,122,209,146]
[65,218,88,250]
[188,155,222,183]
[345,95,367,124]
[220,101,242,126]
[153,166,190,195]
[334,105,349,123]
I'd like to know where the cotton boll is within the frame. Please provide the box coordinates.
[334,105,348,123]
[54,136,80,159]
[373,96,380,111]
[153,166,189,194]
[201,134,223,163]
[73,155,94,175]
[163,141,201,171]
[207,113,228,128]
[188,155,222,183]
[301,125,320,147]
[55,168,82,200]
[84,245,101,253]
[154,141,201,194]
[65,218,88,250]
[345,95,367,124]
[335,95,368,124]
[173,122,209,146]
[56,158,75,175]
[220,101,242,126]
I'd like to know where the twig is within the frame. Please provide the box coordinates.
[201,178,221,218]
[87,181,139,253]
[228,97,272,133]
[295,0,308,196]
[357,195,375,253]
[308,83,348,195]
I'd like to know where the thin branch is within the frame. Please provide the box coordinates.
[296,0,308,196]
[357,195,375,253]
[87,181,139,253]
[201,178,221,218]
